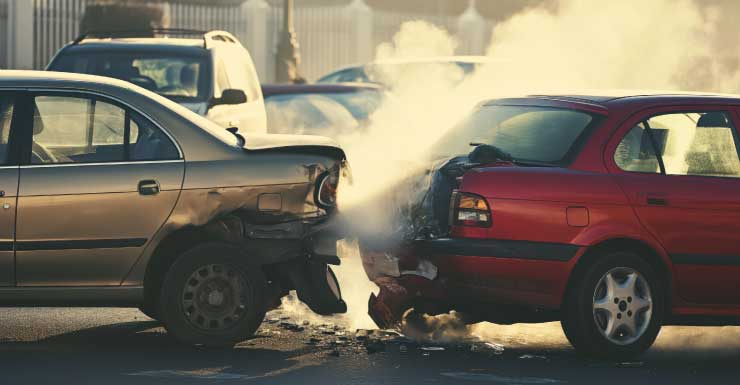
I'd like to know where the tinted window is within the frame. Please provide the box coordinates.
[130,113,180,161]
[51,53,210,102]
[0,96,14,165]
[615,122,661,173]
[618,112,740,178]
[31,95,179,164]
[432,105,597,165]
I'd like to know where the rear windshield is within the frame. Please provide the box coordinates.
[50,52,211,103]
[432,105,599,165]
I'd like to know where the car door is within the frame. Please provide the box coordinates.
[607,106,740,304]
[14,91,184,286]
[0,92,20,286]
[206,48,267,134]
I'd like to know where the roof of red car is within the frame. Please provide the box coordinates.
[528,90,740,106]
[484,90,740,115]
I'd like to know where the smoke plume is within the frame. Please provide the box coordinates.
[288,0,740,340]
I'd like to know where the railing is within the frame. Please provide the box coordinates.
[166,1,248,42]
[0,0,6,68]
[3,0,491,82]
[33,0,91,69]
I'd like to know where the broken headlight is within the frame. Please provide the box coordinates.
[316,172,339,209]
[451,191,491,227]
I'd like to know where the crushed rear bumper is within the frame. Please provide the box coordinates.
[363,238,582,328]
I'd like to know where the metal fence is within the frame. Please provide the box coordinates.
[166,1,248,41]
[2,0,492,81]
[0,0,9,68]
[269,3,363,82]
[33,0,91,69]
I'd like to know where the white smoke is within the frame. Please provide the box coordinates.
[289,0,740,334]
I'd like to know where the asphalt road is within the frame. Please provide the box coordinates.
[0,307,739,385]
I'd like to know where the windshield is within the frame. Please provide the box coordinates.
[431,105,598,165]
[264,91,383,135]
[50,52,211,103]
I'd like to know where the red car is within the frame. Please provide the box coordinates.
[360,91,740,358]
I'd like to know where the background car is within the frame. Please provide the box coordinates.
[360,91,740,359]
[316,56,489,87]
[46,29,267,134]
[0,70,348,347]
[262,83,385,136]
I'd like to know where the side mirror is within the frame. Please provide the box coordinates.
[210,89,247,107]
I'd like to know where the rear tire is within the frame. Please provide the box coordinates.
[561,251,664,359]
[138,304,160,321]
[159,242,267,347]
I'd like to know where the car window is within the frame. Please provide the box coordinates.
[615,122,662,173]
[31,95,179,164]
[129,112,180,161]
[51,53,210,102]
[617,112,740,178]
[431,105,597,165]
[0,95,14,165]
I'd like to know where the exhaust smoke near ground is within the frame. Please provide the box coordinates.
[284,0,740,339]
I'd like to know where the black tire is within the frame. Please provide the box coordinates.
[138,304,160,321]
[561,251,664,359]
[159,242,267,347]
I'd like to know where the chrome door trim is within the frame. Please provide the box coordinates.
[20,159,184,169]
[0,86,185,159]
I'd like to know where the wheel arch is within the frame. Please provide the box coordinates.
[141,216,244,307]
[565,237,673,310]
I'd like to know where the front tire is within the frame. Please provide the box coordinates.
[562,251,664,359]
[159,243,267,347]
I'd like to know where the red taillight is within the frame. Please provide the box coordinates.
[316,172,338,209]
[451,191,491,227]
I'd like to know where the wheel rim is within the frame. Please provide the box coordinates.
[181,264,249,332]
[592,267,653,346]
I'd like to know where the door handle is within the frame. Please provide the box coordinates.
[138,180,160,196]
[647,197,667,206]
[645,193,668,206]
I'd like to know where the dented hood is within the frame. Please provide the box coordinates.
[244,133,343,152]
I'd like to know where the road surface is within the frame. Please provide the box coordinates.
[0,307,738,384]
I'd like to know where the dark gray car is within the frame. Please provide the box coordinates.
[0,70,348,346]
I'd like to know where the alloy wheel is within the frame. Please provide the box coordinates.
[592,267,653,346]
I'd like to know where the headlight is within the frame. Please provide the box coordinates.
[316,172,338,209]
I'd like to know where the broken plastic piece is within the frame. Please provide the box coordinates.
[400,259,438,280]
[420,346,445,351]
[485,342,505,354]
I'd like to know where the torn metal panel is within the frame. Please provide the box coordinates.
[359,145,521,327]
[124,146,348,286]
